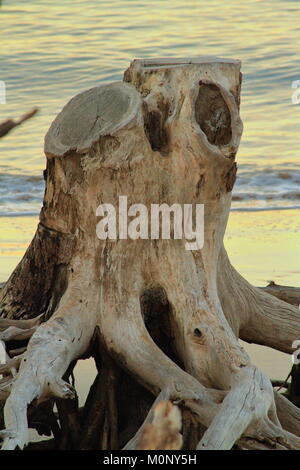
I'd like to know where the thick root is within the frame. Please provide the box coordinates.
[0,354,24,376]
[101,293,295,450]
[0,315,43,332]
[197,367,275,450]
[275,391,300,437]
[0,292,96,450]
[9,347,27,357]
[218,246,300,353]
[259,281,300,307]
[0,326,37,342]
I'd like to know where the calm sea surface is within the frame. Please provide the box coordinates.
[1,0,300,216]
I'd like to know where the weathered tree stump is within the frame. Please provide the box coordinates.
[1,58,300,450]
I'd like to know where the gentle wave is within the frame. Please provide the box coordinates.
[0,172,44,216]
[231,205,300,212]
[2,207,300,218]
[233,165,300,209]
[0,211,40,217]
[0,165,299,217]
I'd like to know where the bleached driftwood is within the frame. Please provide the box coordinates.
[1,58,300,450]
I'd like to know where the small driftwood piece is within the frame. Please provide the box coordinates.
[0,108,39,139]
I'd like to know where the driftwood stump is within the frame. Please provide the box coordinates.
[1,58,300,450]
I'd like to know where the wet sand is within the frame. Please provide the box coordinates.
[0,209,299,403]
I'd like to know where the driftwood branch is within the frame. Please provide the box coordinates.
[259,281,300,307]
[0,108,39,139]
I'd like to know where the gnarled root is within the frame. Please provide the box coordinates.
[1,58,300,452]
[101,283,300,450]
[1,272,300,450]
[0,326,37,343]
[0,285,97,450]
[0,354,24,378]
[0,315,43,332]
[218,246,300,353]
[259,281,300,307]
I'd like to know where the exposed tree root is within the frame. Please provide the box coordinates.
[0,315,43,332]
[0,279,97,449]
[0,326,37,342]
[0,354,24,377]
[260,281,300,307]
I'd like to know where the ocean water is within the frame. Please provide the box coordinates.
[1,0,300,216]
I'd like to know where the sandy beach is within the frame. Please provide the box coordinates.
[1,208,298,404]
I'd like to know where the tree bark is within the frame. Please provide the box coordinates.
[259,281,300,307]
[1,57,300,450]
